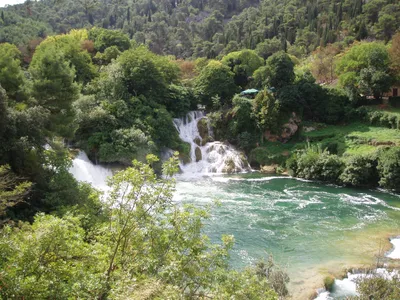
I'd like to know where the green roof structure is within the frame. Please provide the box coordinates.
[240,89,259,96]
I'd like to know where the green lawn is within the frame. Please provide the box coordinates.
[250,122,400,166]
[303,122,400,156]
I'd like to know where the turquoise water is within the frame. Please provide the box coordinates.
[174,174,400,297]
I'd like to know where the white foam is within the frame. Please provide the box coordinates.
[315,269,400,300]
[69,151,112,196]
[314,290,331,300]
[387,238,400,259]
[173,111,250,176]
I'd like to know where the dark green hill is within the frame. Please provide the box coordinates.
[1,0,399,58]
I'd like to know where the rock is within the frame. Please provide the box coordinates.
[261,164,278,174]
[369,139,395,146]
[194,137,202,146]
[197,118,209,140]
[222,158,236,174]
[195,147,202,162]
[264,112,301,143]
[303,126,316,133]
[179,153,191,165]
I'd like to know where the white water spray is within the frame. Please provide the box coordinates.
[69,151,112,193]
[173,111,250,176]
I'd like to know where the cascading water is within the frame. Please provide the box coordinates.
[173,111,250,175]
[69,151,112,193]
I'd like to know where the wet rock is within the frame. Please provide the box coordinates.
[197,118,209,140]
[222,158,236,174]
[194,137,202,146]
[261,164,278,174]
[195,147,202,162]
[264,112,301,143]
[179,153,191,165]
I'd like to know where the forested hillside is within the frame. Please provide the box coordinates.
[1,0,400,58]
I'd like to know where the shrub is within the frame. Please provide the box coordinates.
[355,107,400,129]
[288,147,344,182]
[323,276,335,292]
[377,147,400,192]
[340,154,379,187]
[357,275,400,299]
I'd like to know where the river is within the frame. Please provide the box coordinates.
[174,173,400,298]
[69,110,400,299]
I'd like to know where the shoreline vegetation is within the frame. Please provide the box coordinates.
[1,0,400,298]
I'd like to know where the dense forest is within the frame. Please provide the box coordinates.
[1,0,400,59]
[0,0,400,298]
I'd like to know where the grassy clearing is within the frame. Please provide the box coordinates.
[250,122,400,166]
[303,122,400,155]
[369,105,400,116]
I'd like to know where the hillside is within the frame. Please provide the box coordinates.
[1,0,400,58]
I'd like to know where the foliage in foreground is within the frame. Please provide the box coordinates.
[0,155,284,299]
[354,273,400,300]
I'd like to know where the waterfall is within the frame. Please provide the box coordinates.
[69,151,112,193]
[173,111,250,175]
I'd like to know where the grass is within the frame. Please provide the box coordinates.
[303,122,400,156]
[250,121,400,166]
[249,141,301,166]
[369,105,400,116]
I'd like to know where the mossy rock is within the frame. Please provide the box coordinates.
[177,142,191,164]
[194,137,202,146]
[195,146,202,162]
[197,118,209,140]
[222,158,236,174]
[323,275,335,292]
[179,153,191,164]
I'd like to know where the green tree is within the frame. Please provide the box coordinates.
[0,43,26,100]
[336,42,395,100]
[253,89,281,142]
[255,38,282,60]
[29,47,80,138]
[0,214,106,298]
[222,49,264,88]
[0,165,31,220]
[194,60,237,108]
[36,31,98,84]
[89,27,131,52]
[117,46,169,101]
[264,51,295,89]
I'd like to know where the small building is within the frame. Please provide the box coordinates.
[385,86,400,98]
[240,89,259,98]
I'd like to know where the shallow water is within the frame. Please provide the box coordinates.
[173,173,400,298]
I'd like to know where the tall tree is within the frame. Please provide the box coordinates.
[29,47,79,138]
[0,43,26,100]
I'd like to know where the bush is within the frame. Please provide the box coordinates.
[340,154,379,187]
[288,147,344,183]
[323,276,335,292]
[237,132,257,152]
[389,96,400,108]
[355,107,400,129]
[357,275,400,299]
[377,147,400,192]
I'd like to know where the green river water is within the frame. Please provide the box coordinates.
[173,174,400,298]
[70,151,400,298]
